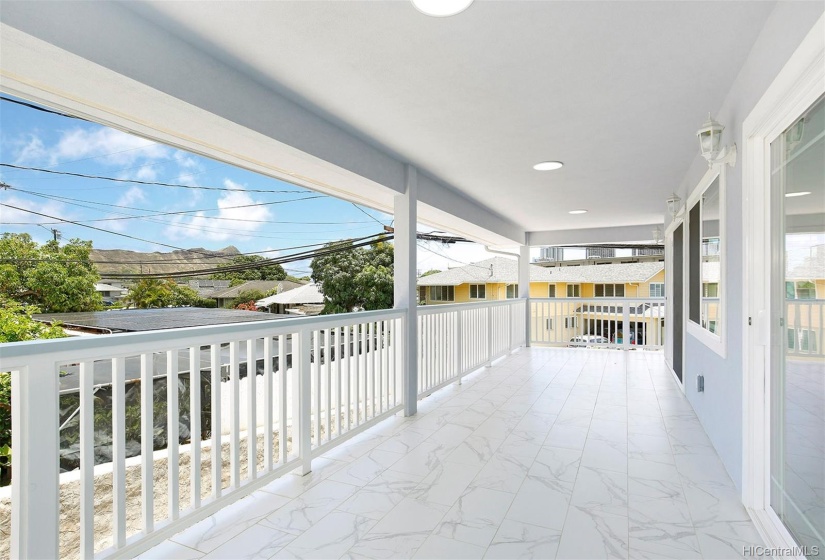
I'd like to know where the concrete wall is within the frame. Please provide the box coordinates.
[670,2,825,491]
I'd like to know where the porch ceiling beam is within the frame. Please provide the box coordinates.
[0,2,524,245]
[528,224,662,246]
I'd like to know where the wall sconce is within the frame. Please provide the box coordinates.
[697,114,736,167]
[652,226,663,244]
[666,192,681,218]
[411,0,474,17]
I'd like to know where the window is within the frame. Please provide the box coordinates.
[688,174,723,338]
[799,329,818,353]
[469,284,486,299]
[650,283,665,298]
[795,281,816,300]
[506,284,518,299]
[567,284,580,298]
[787,328,796,350]
[429,285,454,301]
[595,284,625,297]
[564,317,578,328]
[546,318,554,330]
[418,286,427,303]
[548,285,556,298]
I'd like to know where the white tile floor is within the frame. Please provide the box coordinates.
[141,348,765,559]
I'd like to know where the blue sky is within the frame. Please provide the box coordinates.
[0,96,499,277]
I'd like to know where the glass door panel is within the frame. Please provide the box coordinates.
[770,93,824,556]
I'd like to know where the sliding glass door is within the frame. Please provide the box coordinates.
[769,93,824,556]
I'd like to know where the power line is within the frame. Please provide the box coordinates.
[0,95,85,120]
[351,202,389,227]
[0,163,313,194]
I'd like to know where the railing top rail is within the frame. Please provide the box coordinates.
[417,299,525,314]
[0,307,405,367]
[531,297,665,303]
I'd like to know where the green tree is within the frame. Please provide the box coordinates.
[310,239,394,314]
[211,255,286,286]
[0,233,103,312]
[124,279,207,308]
[228,289,267,309]
[420,269,442,277]
[0,299,66,484]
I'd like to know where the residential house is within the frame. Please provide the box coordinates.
[210,279,303,308]
[256,282,325,316]
[94,282,127,305]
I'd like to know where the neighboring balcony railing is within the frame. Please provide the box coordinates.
[530,297,665,349]
[785,299,824,357]
[0,299,526,560]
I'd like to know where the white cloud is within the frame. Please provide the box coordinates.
[11,134,47,164]
[173,150,202,170]
[0,193,71,227]
[50,127,169,167]
[116,186,146,207]
[163,179,272,241]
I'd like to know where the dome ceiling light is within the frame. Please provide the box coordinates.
[533,161,564,171]
[411,0,474,17]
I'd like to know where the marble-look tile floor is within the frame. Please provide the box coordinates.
[142,348,765,559]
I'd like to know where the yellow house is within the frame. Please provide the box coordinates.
[418,257,667,346]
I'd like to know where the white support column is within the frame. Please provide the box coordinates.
[519,244,531,347]
[10,357,60,560]
[394,164,418,417]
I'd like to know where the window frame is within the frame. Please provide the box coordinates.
[548,284,556,298]
[469,283,486,300]
[506,284,519,299]
[567,284,581,298]
[595,283,625,298]
[429,285,455,302]
[686,166,726,358]
[649,282,665,298]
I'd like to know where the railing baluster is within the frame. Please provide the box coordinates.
[264,336,273,472]
[80,361,94,559]
[343,325,351,432]
[298,327,313,475]
[336,326,343,437]
[313,329,321,446]
[189,347,201,508]
[246,338,257,480]
[140,354,154,532]
[229,341,240,489]
[112,357,126,548]
[278,335,287,463]
[325,328,332,441]
[167,350,180,520]
[210,344,222,498]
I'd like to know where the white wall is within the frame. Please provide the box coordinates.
[671,1,825,491]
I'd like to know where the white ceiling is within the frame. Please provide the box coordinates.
[123,1,776,234]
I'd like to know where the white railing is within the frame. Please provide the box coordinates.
[785,299,824,357]
[530,297,665,349]
[417,299,526,396]
[2,300,528,560]
[1,309,404,560]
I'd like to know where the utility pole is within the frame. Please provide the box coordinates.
[37,224,61,242]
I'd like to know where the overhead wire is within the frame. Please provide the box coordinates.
[0,163,313,194]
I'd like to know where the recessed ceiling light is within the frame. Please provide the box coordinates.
[568,209,588,214]
[411,0,474,17]
[785,191,811,197]
[533,161,564,171]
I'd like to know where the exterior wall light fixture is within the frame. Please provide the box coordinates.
[666,193,682,218]
[697,113,736,167]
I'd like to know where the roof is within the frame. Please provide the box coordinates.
[94,283,126,292]
[34,308,290,333]
[210,279,304,300]
[257,282,324,306]
[416,257,664,286]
